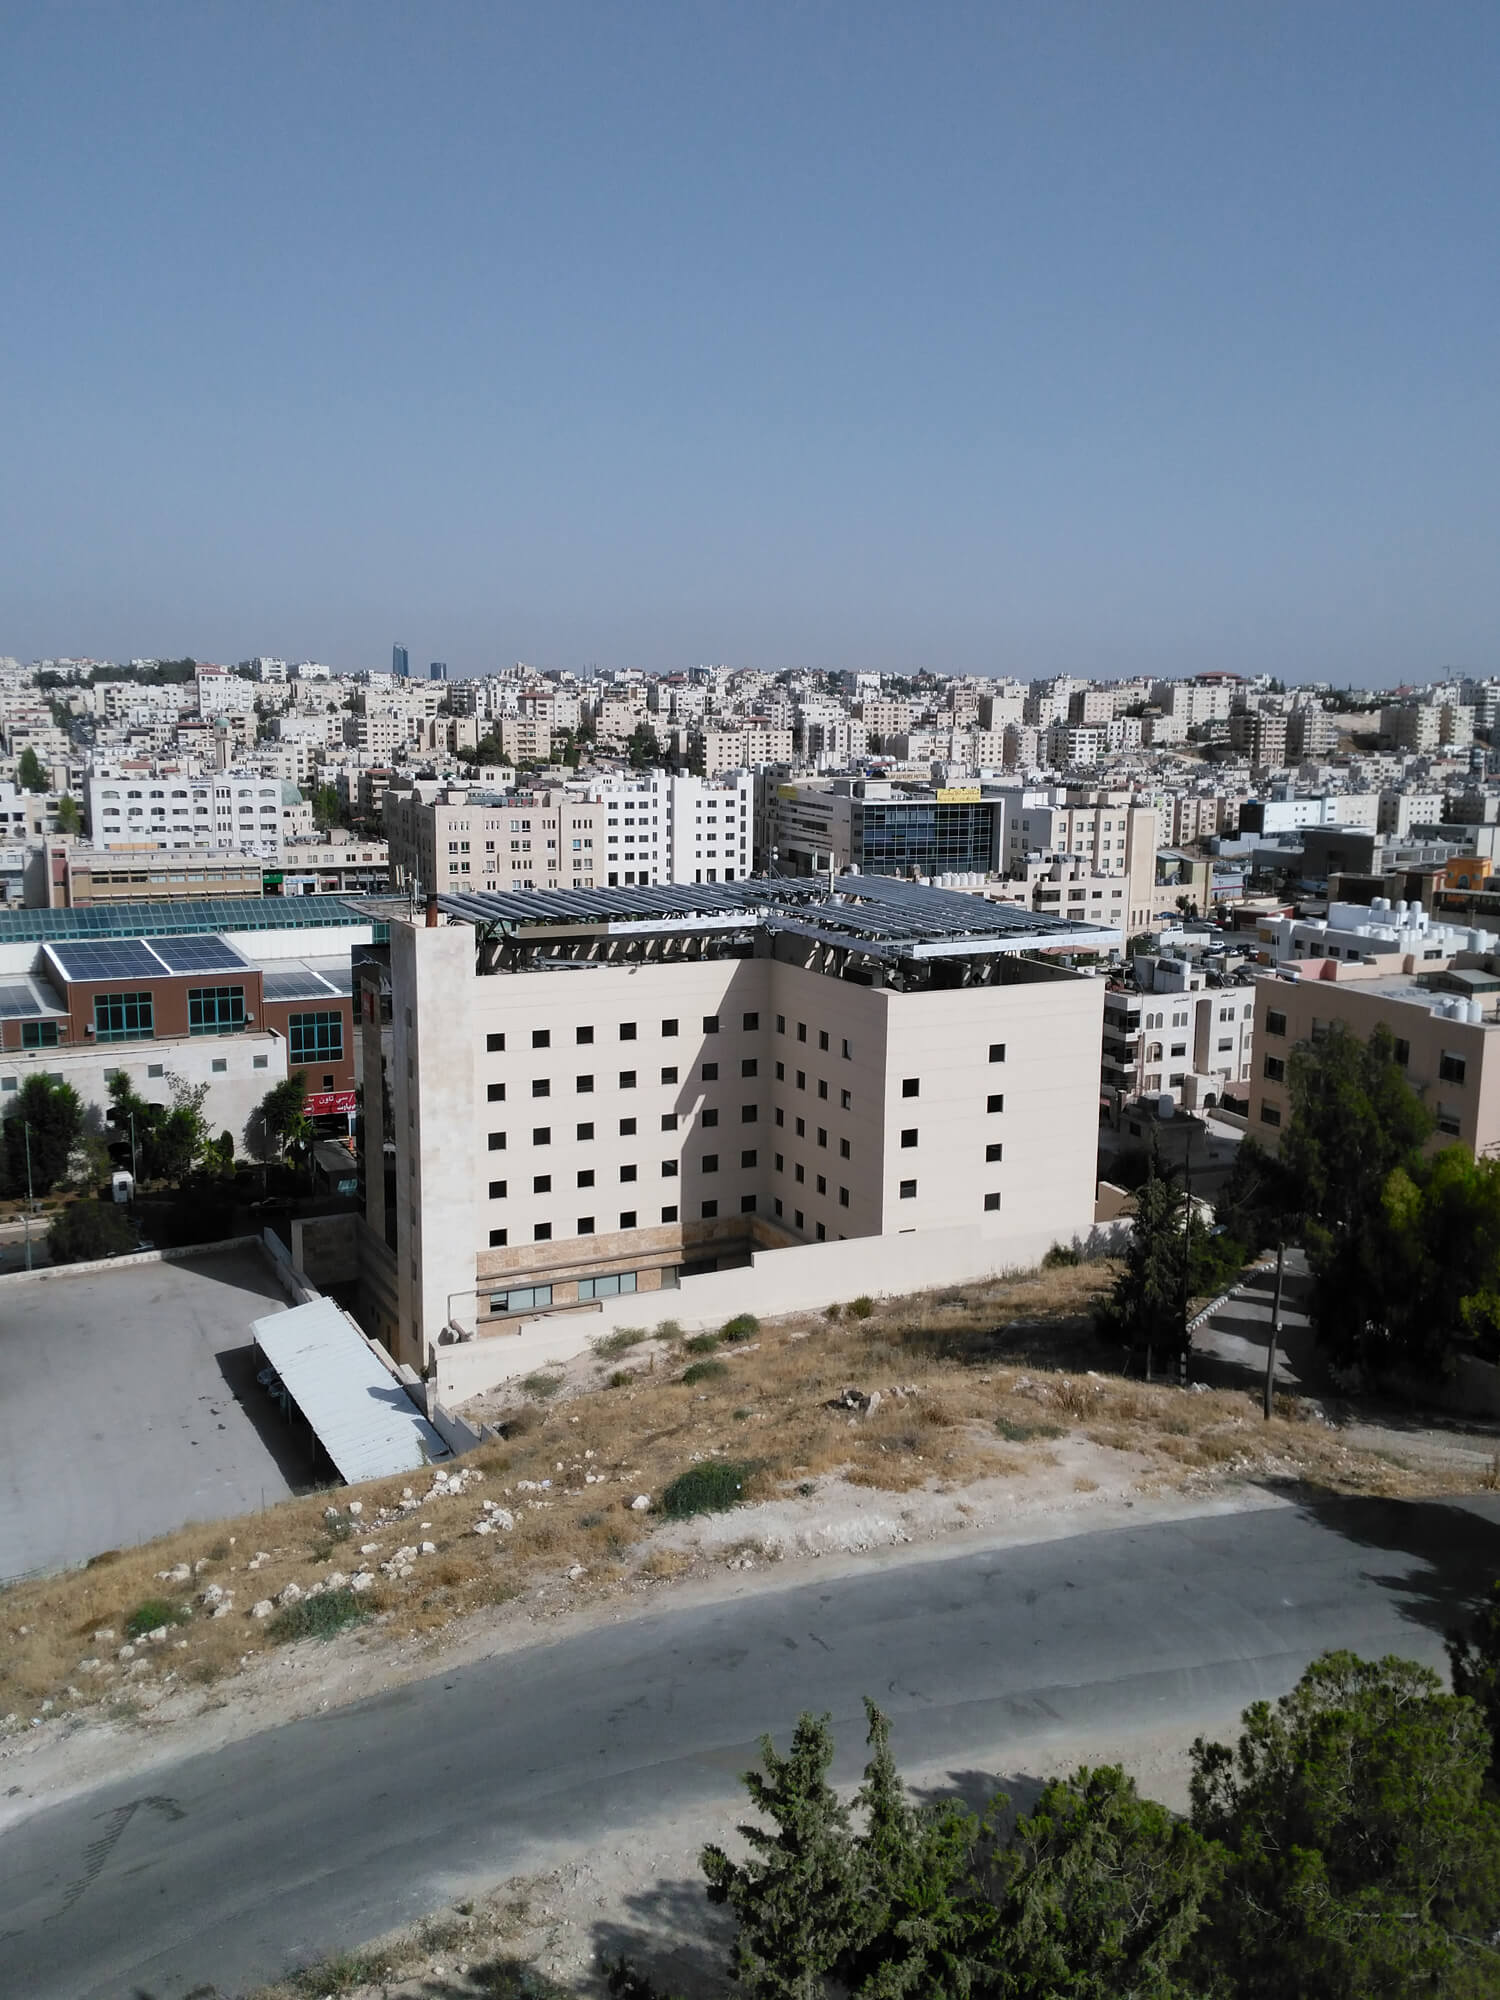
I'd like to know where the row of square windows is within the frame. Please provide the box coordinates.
[487,1141,1001,1196]
[484,1185,1003,1247]
[484,1063,863,1097]
[483,1014,849,1050]
[485,1102,1004,1149]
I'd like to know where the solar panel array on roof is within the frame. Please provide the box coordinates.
[46,939,167,983]
[0,895,386,946]
[0,983,46,1019]
[261,968,340,1002]
[149,934,251,973]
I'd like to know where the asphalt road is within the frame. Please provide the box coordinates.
[3,1492,1499,2000]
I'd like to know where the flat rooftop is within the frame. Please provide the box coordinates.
[0,1249,302,1581]
[439,874,1121,963]
[0,894,388,946]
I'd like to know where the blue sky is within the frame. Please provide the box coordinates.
[2,3,1496,682]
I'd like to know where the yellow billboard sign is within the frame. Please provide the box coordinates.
[936,786,981,803]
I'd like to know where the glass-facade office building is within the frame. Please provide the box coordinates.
[852,798,998,877]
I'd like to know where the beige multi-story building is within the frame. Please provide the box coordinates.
[360,877,1108,1367]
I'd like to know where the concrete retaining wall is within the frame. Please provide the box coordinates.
[0,1234,262,1289]
[433,1216,1112,1404]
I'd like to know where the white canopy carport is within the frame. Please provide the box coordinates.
[251,1297,450,1483]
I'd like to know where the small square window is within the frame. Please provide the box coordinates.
[816,1221,826,1241]
[533,1125,551,1145]
[901,1128,918,1147]
[577,1121,595,1140]
[576,1024,594,1044]
[841,1038,851,1060]
[774,1197,784,1216]
[741,1193,757,1214]
[488,1227,508,1246]
[211,1057,227,1073]
[775,1107,785,1127]
[577,1216,595,1234]
[489,1178,507,1198]
[489,1132,507,1151]
[661,1204,678,1222]
[795,1162,805,1183]
[776,1014,786,1034]
[253,1055,269,1070]
[838,1186,849,1207]
[488,1081,506,1101]
[487,1032,506,1052]
[533,1222,552,1241]
[533,1173,552,1193]
[741,1057,758,1078]
[532,1077,550,1098]
[987,1094,1004,1113]
[775,1152,784,1172]
[702,1061,719,1080]
[989,1043,1006,1063]
[741,1103,758,1123]
[840,1088,851,1110]
[703,1014,719,1034]
[620,1209,638,1228]
[619,1070,637,1089]
[701,1199,718,1219]
[775,1061,786,1081]
[619,1116,637,1136]
[662,1159,679,1177]
[795,1116,806,1138]
[661,1065,679,1084]
[794,1208,804,1229]
[984,1191,1001,1212]
[816,1173,827,1194]
[702,1107,719,1128]
[902,1078,919,1098]
[662,1018,679,1036]
[620,1163,637,1182]
[741,1147,758,1168]
[899,1179,917,1199]
[797,1022,807,1042]
[702,1153,719,1173]
[661,1111,678,1131]
[147,1063,164,1079]
[986,1141,1003,1162]
[620,1022,637,1041]
[840,1137,851,1159]
[532,1029,550,1048]
[817,1127,827,1148]
[818,1029,829,1051]
[795,1070,806,1090]
[577,1168,595,1188]
[573,1071,596,1094]
[743,1012,759,1030]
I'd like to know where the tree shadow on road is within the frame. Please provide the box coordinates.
[1274,1487,1500,1645]
[591,1871,735,2000]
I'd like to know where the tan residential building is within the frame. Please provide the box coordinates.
[359,878,1110,1368]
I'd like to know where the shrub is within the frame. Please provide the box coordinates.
[125,1598,188,1638]
[996,1415,1066,1443]
[682,1359,729,1385]
[593,1326,648,1359]
[849,1295,875,1319]
[660,1459,751,1518]
[268,1587,367,1644]
[824,1301,842,1320]
[521,1370,564,1400]
[683,1332,721,1354]
[607,1369,632,1389]
[655,1319,683,1342]
[47,1200,138,1265]
[721,1313,760,1341]
[1042,1242,1081,1268]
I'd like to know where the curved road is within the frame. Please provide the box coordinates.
[3,1493,1498,2000]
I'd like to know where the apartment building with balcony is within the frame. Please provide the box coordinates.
[359,877,1115,1369]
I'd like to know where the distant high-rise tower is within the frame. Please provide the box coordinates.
[429,661,448,681]
[392,643,409,679]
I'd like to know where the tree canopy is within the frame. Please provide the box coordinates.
[3,1073,83,1195]
[16,745,44,792]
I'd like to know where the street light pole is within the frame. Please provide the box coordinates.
[23,1120,33,1272]
[1263,1240,1286,1421]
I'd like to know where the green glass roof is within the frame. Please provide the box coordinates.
[0,895,388,945]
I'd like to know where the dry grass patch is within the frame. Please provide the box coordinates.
[0,1256,1477,1732]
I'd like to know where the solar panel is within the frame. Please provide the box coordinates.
[46,940,166,983]
[0,895,386,945]
[149,934,250,973]
[0,983,45,1019]
[262,969,338,1001]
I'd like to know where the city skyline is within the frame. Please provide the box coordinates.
[2,5,1497,679]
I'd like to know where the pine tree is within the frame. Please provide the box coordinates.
[1095,1147,1188,1365]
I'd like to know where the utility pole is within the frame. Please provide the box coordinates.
[1263,1240,1286,1421]
[1179,1128,1193,1386]
[22,1121,33,1272]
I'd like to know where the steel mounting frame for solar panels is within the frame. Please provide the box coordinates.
[148,934,252,973]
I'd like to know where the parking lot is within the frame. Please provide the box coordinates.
[0,1248,306,1581]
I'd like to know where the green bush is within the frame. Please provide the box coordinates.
[47,1200,138,1265]
[268,1587,367,1644]
[849,1295,875,1319]
[655,1319,683,1342]
[682,1359,729,1385]
[1042,1242,1081,1268]
[995,1416,1066,1443]
[521,1370,564,1399]
[824,1301,842,1320]
[659,1459,751,1518]
[125,1598,189,1638]
[592,1326,647,1359]
[607,1369,633,1388]
[721,1312,760,1341]
[683,1331,721,1354]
